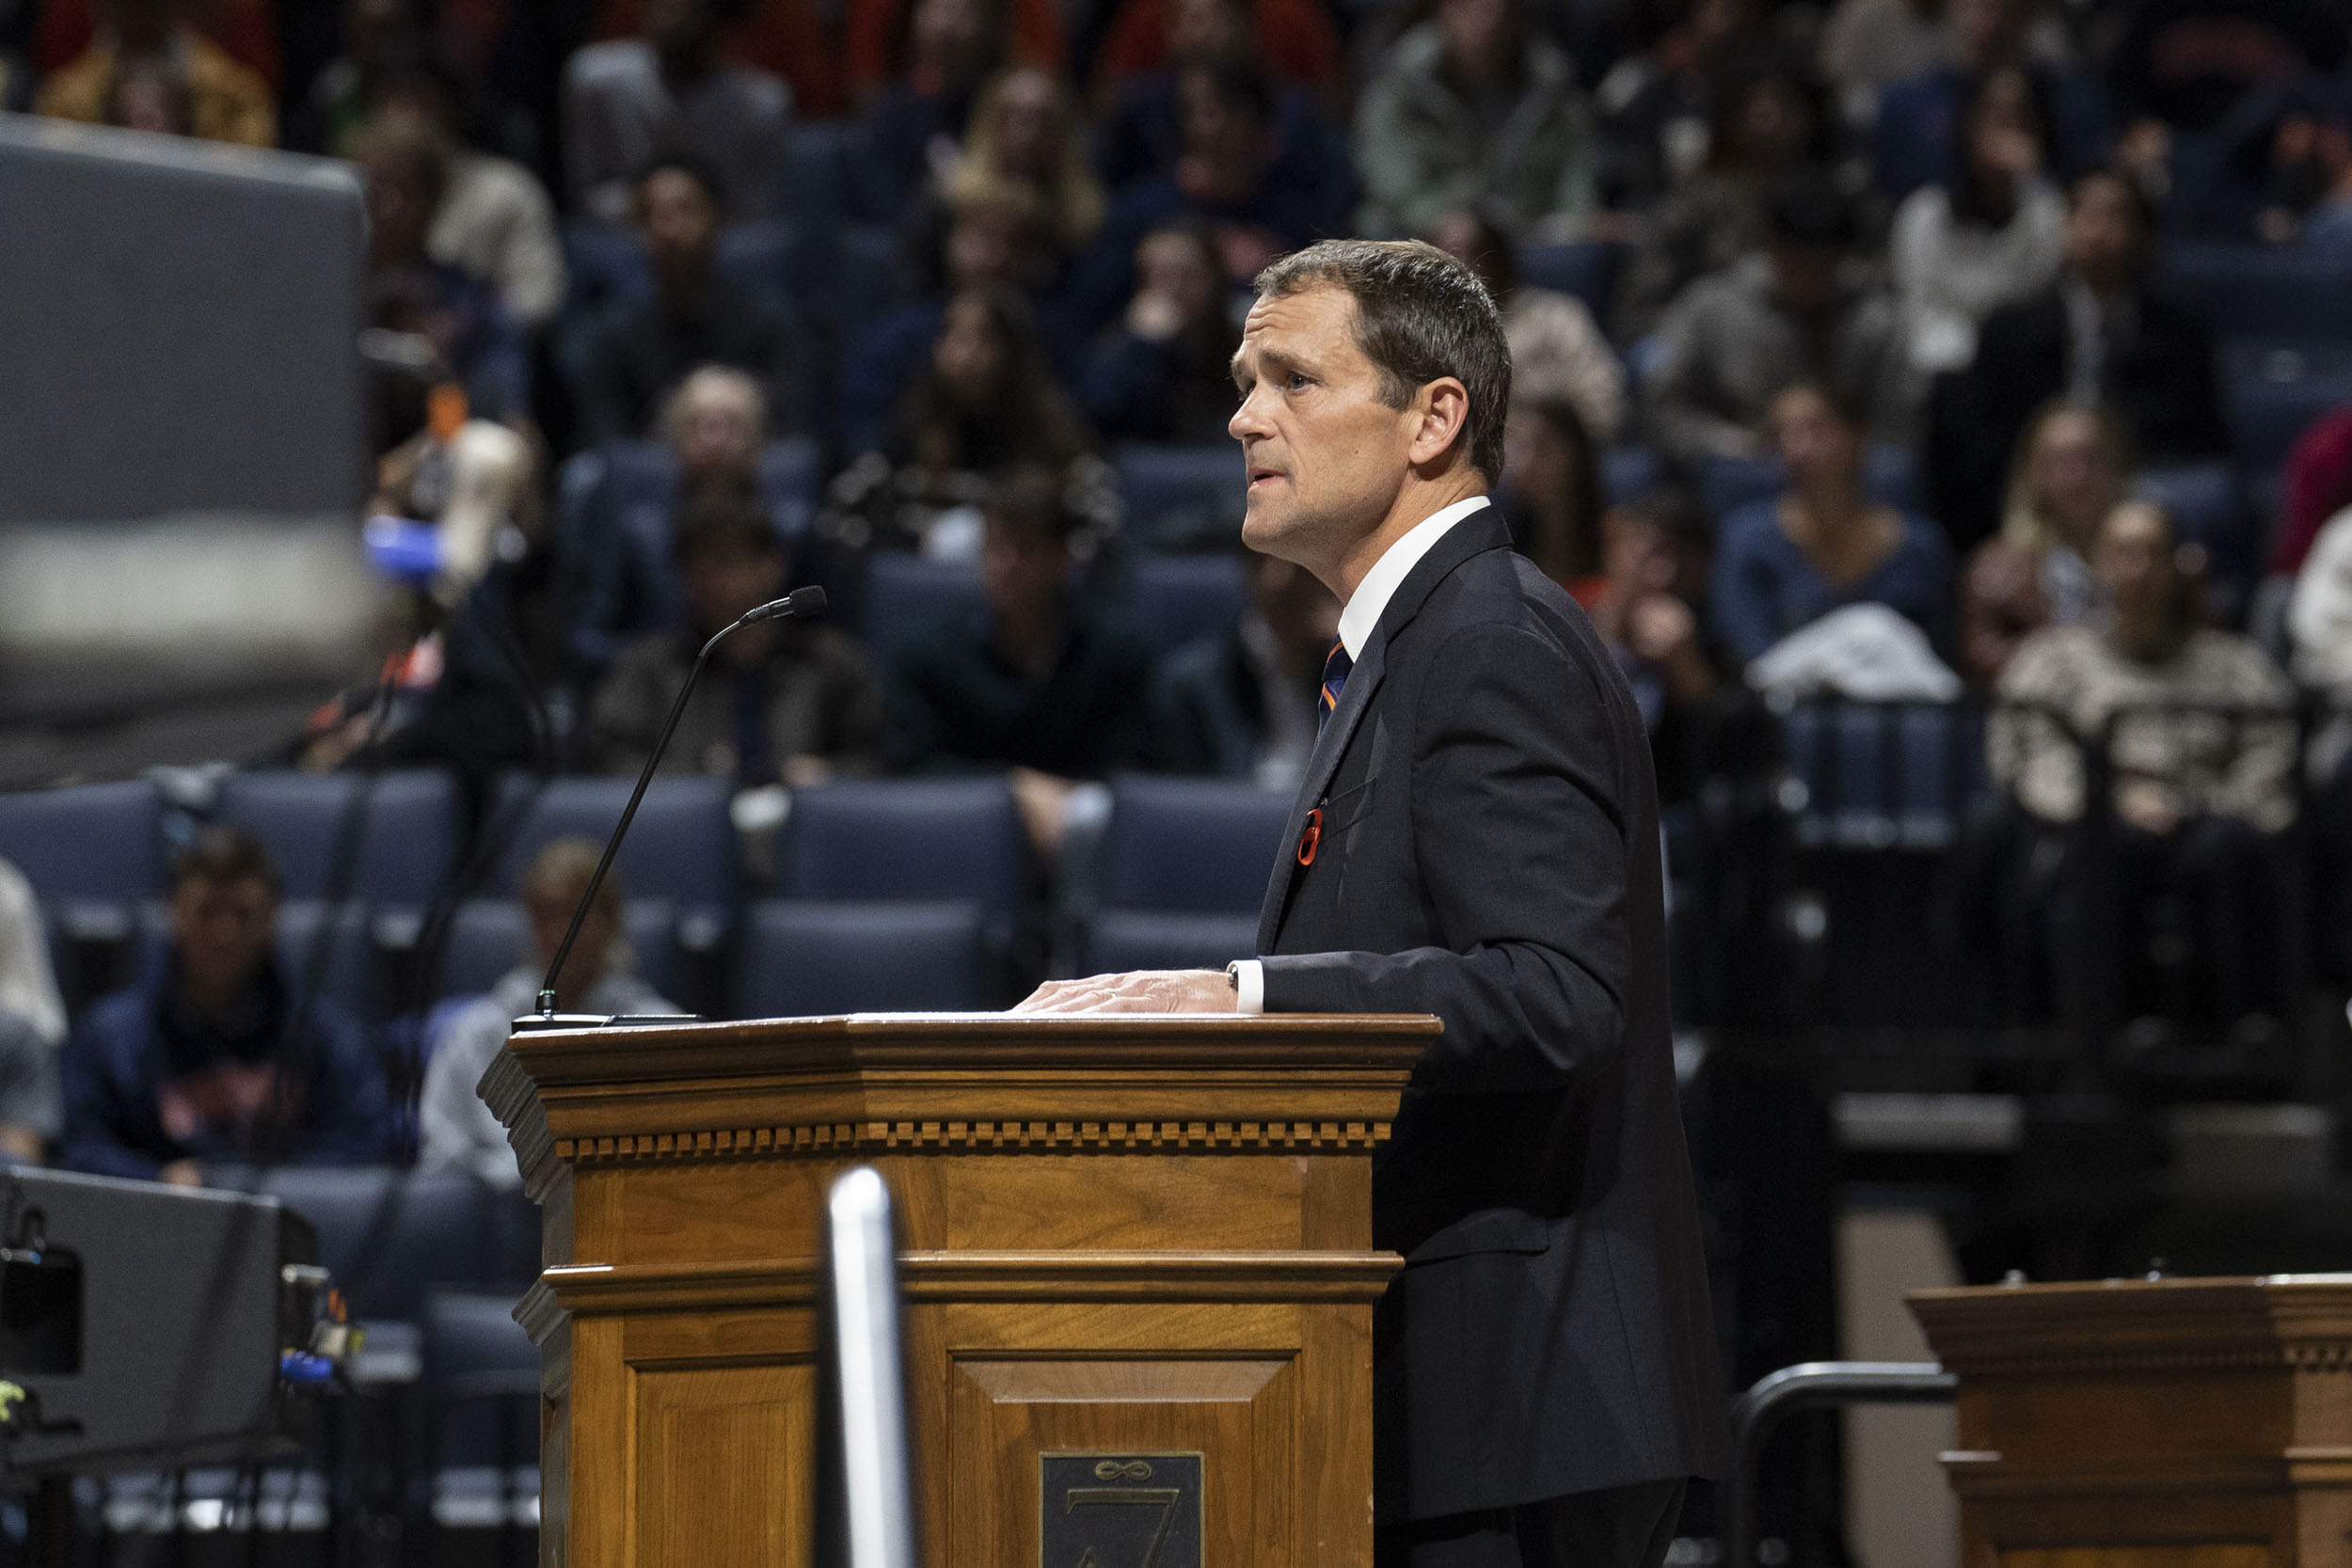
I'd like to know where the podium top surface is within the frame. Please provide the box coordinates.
[1911,1273,2352,1373]
[500,1010,1441,1089]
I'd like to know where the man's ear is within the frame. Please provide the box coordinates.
[1407,378,1472,471]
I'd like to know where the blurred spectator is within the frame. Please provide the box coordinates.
[419,840,678,1186]
[839,182,1073,459]
[589,0,842,118]
[1500,397,1608,602]
[1351,0,1596,239]
[1584,499,1720,797]
[365,72,565,328]
[870,285,1094,542]
[1593,0,1770,208]
[1067,56,1349,340]
[1616,55,1836,339]
[2295,504,2352,982]
[58,828,388,1184]
[1891,62,2064,373]
[1869,0,2104,203]
[0,859,65,1164]
[574,365,772,669]
[1092,0,1342,107]
[1931,168,2225,545]
[1646,170,1917,468]
[1078,217,1241,444]
[2273,405,2352,576]
[1094,0,1347,192]
[848,0,1058,108]
[857,0,1013,218]
[2106,0,2345,137]
[34,0,278,103]
[1147,549,1337,784]
[2290,501,2352,705]
[1995,499,2296,831]
[562,0,790,224]
[1818,0,1945,113]
[2175,76,2352,245]
[939,65,1104,258]
[106,53,192,131]
[1993,499,2297,1024]
[356,114,532,421]
[36,0,274,145]
[564,154,806,445]
[1957,401,2131,683]
[1432,210,1625,442]
[885,467,1153,848]
[1711,380,1952,665]
[289,0,530,161]
[594,486,882,784]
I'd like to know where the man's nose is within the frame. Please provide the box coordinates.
[1230,387,1273,442]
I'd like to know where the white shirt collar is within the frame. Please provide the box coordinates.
[1334,496,1492,659]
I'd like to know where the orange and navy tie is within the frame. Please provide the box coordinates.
[1318,641,1353,736]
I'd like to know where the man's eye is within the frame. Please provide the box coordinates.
[1286,372,1311,390]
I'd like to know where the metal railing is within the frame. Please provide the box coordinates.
[1722,1359,1958,1568]
[822,1166,922,1568]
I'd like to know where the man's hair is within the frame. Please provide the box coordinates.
[1765,167,1859,248]
[670,482,781,564]
[661,364,769,443]
[171,825,280,897]
[1251,238,1512,481]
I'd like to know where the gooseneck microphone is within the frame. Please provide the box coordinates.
[525,585,828,1024]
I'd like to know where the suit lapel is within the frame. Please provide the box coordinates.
[1253,505,1515,953]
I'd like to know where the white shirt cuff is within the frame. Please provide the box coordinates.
[1229,959,1264,1015]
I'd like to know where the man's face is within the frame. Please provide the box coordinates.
[1765,238,1843,316]
[980,515,1069,623]
[2064,176,2144,284]
[171,875,276,1003]
[1438,0,1511,79]
[672,378,764,480]
[1230,285,1421,569]
[680,541,785,633]
[638,169,718,270]
[1769,387,1857,487]
[526,879,615,1000]
[2094,501,2173,619]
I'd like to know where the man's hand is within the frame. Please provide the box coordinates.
[1014,970,1236,1014]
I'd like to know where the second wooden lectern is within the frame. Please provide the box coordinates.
[485,1011,1433,1568]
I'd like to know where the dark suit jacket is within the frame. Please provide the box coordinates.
[1929,283,2225,547]
[1255,504,1727,1520]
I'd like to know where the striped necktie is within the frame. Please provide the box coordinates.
[1318,641,1353,736]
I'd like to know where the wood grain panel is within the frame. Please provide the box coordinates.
[633,1362,816,1568]
[2002,1549,2270,1567]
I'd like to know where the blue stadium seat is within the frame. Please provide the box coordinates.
[782,120,848,227]
[833,221,904,337]
[775,779,1026,916]
[860,553,984,661]
[1699,446,1920,520]
[1602,445,1663,505]
[214,770,460,909]
[485,776,738,928]
[260,1166,494,1322]
[559,218,651,312]
[2222,340,2352,471]
[596,436,826,523]
[422,1288,539,1479]
[562,218,813,313]
[431,897,686,1005]
[1115,443,1245,546]
[2137,463,2247,572]
[712,217,803,300]
[1516,240,1628,323]
[1124,553,1248,657]
[1778,700,1986,848]
[1080,909,1260,974]
[0,779,165,911]
[2160,243,2352,341]
[1098,776,1291,912]
[734,897,993,1016]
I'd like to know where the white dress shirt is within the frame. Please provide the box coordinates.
[1231,495,1492,1012]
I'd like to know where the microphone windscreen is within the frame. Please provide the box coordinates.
[787,585,829,618]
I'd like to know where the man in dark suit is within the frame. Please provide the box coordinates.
[1017,238,1725,1565]
[1929,167,2228,547]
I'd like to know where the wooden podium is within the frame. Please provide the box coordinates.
[485,1012,1433,1568]
[1910,1275,2352,1565]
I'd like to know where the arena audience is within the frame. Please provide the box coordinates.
[58,829,388,1183]
[1957,402,2132,682]
[1148,549,1337,785]
[0,860,65,1164]
[563,154,807,445]
[36,0,275,145]
[1430,210,1626,443]
[1079,217,1241,445]
[855,0,1013,218]
[1594,0,1770,209]
[1710,380,1952,665]
[1868,0,2101,203]
[1931,168,2225,545]
[1093,0,1346,192]
[1890,62,2065,374]
[936,65,1103,259]
[419,840,678,1185]
[884,467,1152,845]
[1351,0,1595,240]
[1646,170,1918,469]
[1090,0,1342,106]
[1500,396,1609,602]
[561,0,791,224]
